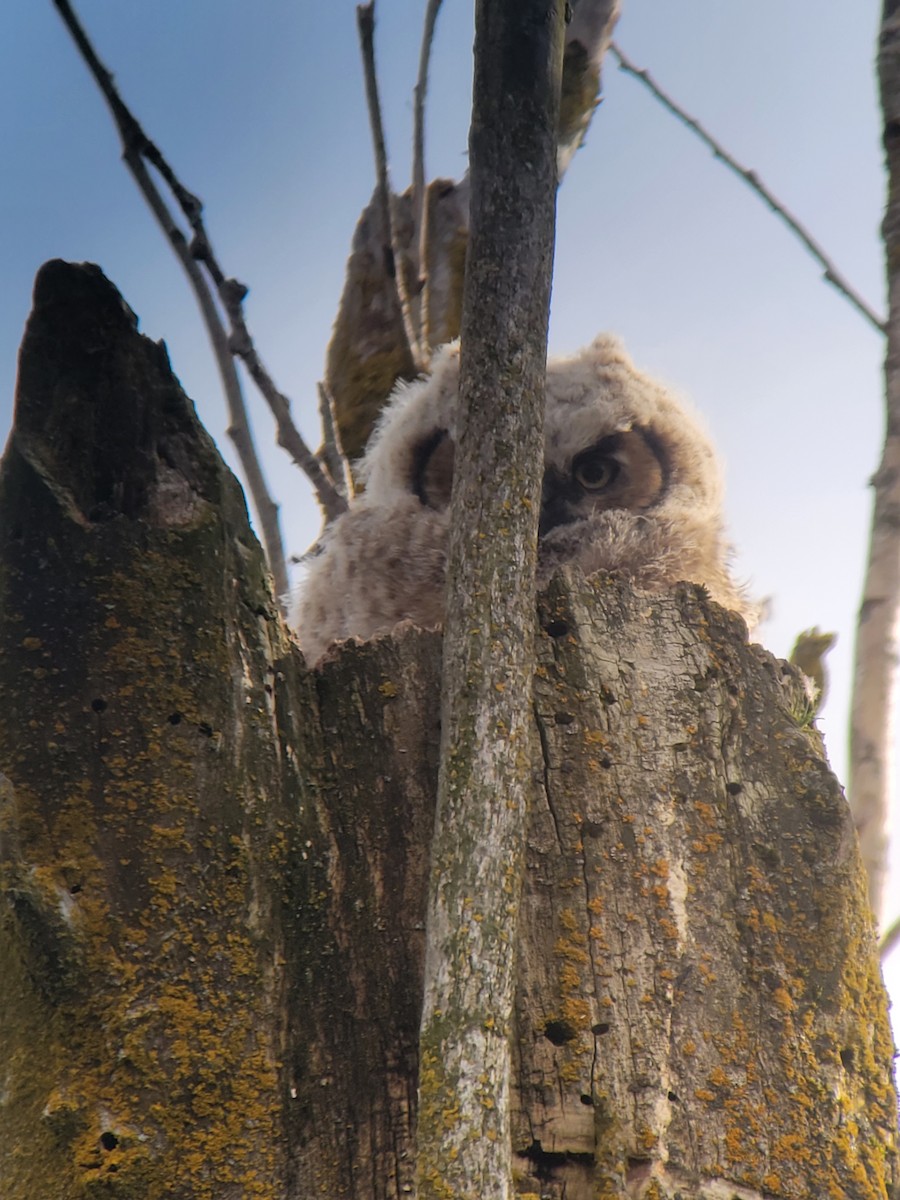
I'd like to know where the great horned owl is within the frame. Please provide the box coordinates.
[295,335,753,665]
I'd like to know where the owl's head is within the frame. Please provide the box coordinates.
[359,335,723,537]
[298,335,750,661]
[539,334,723,536]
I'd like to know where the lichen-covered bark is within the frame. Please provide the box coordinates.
[2,264,896,1200]
[0,262,300,1199]
[518,577,898,1199]
[414,0,565,1193]
[283,631,443,1198]
[289,577,898,1200]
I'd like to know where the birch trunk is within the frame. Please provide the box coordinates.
[850,0,900,920]
[1,261,896,1199]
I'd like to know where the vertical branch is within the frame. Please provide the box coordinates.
[412,0,444,358]
[326,1,621,464]
[356,2,423,371]
[316,382,353,499]
[850,0,900,921]
[416,2,565,1197]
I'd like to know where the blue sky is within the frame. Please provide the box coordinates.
[1,3,895,1002]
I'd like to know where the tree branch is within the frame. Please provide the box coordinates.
[326,5,620,464]
[850,1,900,920]
[412,0,444,361]
[217,287,348,523]
[609,42,886,335]
[416,2,565,1196]
[880,914,900,960]
[316,382,352,499]
[356,2,423,371]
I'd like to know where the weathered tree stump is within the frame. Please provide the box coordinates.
[1,263,896,1199]
[0,262,299,1198]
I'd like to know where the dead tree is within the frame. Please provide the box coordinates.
[0,260,896,1200]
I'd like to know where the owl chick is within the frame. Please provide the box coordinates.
[295,336,753,665]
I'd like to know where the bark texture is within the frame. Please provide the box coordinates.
[1,265,896,1199]
[415,0,565,1194]
[852,1,900,919]
[290,577,899,1200]
[0,262,299,1199]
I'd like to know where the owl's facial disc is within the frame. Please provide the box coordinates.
[540,429,667,535]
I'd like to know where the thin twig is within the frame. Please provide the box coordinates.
[880,914,900,961]
[53,0,348,559]
[412,0,444,359]
[50,0,292,602]
[127,155,293,601]
[609,42,886,336]
[316,383,353,500]
[356,1,423,371]
[217,289,348,523]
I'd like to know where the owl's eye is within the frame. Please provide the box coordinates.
[572,450,620,492]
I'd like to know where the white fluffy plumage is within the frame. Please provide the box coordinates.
[295,335,753,665]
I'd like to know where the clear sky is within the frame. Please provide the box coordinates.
[1,3,896,1019]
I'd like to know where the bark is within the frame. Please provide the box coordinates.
[415,1,564,1195]
[325,0,621,466]
[290,578,899,1200]
[1,266,897,1198]
[0,262,299,1199]
[851,1,900,921]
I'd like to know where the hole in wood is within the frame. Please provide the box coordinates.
[543,1019,577,1045]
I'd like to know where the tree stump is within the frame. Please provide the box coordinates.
[1,263,896,1200]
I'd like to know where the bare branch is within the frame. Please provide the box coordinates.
[609,42,886,335]
[849,3,900,920]
[52,0,291,601]
[327,5,621,462]
[880,915,900,961]
[356,2,424,370]
[52,0,348,555]
[127,154,291,600]
[218,289,348,524]
[316,382,353,500]
[412,0,444,360]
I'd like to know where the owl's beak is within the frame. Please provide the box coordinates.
[539,470,575,537]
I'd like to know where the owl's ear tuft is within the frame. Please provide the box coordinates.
[587,333,633,370]
[412,429,455,510]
